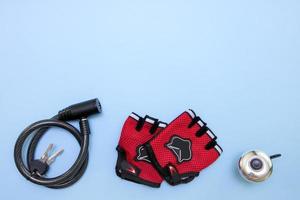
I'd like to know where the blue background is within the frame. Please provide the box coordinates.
[0,0,299,199]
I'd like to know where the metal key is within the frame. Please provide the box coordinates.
[29,144,64,176]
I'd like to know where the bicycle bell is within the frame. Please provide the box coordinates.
[238,150,281,182]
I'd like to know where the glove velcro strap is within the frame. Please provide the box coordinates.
[145,143,198,186]
[115,146,161,188]
[164,165,199,185]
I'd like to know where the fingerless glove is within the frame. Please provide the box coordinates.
[145,110,222,186]
[116,113,167,187]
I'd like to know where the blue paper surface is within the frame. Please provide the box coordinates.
[0,1,299,199]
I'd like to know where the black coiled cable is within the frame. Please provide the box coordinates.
[14,99,101,189]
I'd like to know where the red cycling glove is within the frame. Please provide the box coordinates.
[145,109,222,185]
[116,113,167,187]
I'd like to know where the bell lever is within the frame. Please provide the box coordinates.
[270,154,282,160]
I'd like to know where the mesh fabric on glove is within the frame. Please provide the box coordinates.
[116,113,167,187]
[145,110,222,186]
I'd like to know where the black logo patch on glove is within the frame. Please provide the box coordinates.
[136,145,151,163]
[166,136,192,163]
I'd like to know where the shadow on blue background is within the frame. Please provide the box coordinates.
[0,0,299,199]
